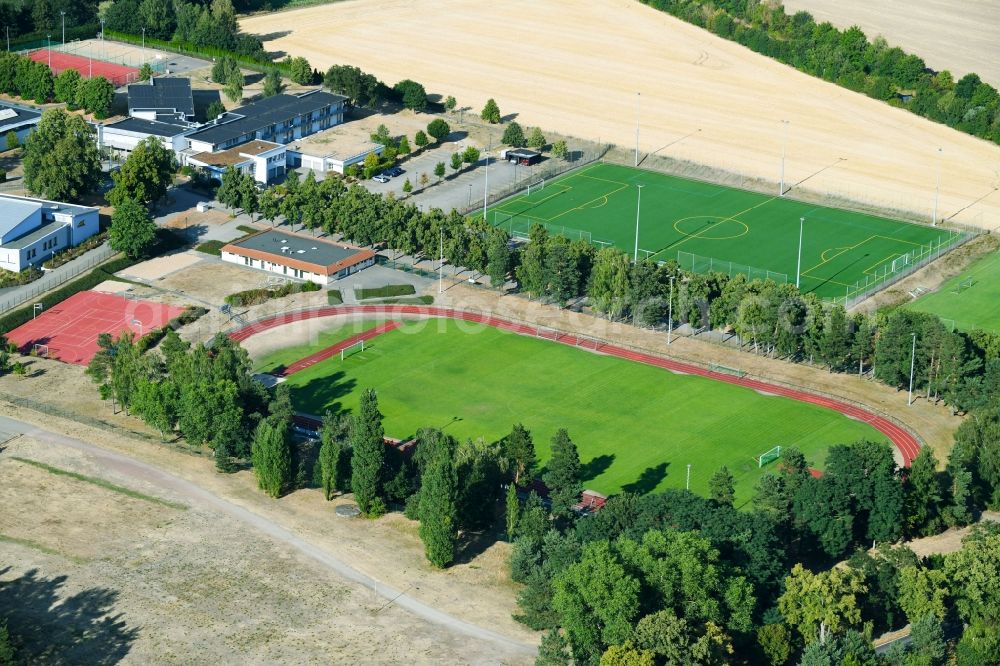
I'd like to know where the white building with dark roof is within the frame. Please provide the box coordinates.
[184,90,347,154]
[97,115,199,156]
[0,195,100,273]
[0,102,41,151]
[127,77,195,122]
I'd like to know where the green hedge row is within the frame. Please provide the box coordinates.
[356,284,416,300]
[0,256,134,335]
[224,281,321,307]
[136,306,210,353]
[105,31,292,76]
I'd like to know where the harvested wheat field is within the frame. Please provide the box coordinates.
[243,0,1000,230]
[783,0,1000,88]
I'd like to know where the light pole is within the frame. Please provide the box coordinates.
[467,183,472,207]
[47,35,50,68]
[132,319,143,337]
[686,464,691,490]
[60,11,65,46]
[141,28,146,62]
[438,228,443,294]
[907,333,917,405]
[633,184,643,262]
[482,151,490,221]
[795,216,804,289]
[933,147,942,225]
[100,18,104,41]
[779,119,789,196]
[634,92,641,167]
[667,275,675,345]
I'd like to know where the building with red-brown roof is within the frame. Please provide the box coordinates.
[221,229,375,285]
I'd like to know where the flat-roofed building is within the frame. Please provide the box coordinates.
[185,90,347,154]
[127,77,195,122]
[97,115,199,156]
[221,229,375,285]
[0,195,99,272]
[0,102,41,151]
[285,125,384,175]
[187,139,286,184]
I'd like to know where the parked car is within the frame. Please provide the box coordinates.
[372,173,390,183]
[386,166,404,177]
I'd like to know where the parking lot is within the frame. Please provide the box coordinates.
[363,145,546,214]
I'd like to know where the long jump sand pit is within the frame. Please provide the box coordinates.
[243,0,1000,230]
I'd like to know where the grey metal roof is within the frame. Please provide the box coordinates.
[0,102,40,131]
[229,230,362,267]
[2,219,64,249]
[104,116,194,138]
[186,90,346,147]
[0,198,41,240]
[127,77,194,117]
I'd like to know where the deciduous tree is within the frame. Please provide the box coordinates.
[544,429,582,520]
[23,109,101,202]
[251,417,292,498]
[779,563,866,645]
[481,97,501,123]
[109,198,157,259]
[108,135,177,207]
[426,118,450,143]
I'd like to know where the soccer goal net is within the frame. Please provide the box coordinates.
[526,179,545,195]
[758,446,781,468]
[709,363,746,378]
[31,343,48,357]
[952,277,975,294]
[891,254,911,274]
[340,339,365,361]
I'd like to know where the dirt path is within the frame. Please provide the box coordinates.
[228,304,921,466]
[0,414,537,660]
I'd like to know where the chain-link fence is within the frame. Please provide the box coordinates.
[0,244,115,313]
[676,250,789,284]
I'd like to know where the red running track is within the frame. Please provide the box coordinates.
[230,305,921,466]
[275,321,399,377]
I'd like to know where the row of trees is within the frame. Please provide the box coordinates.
[511,226,1000,414]
[640,0,1000,145]
[0,51,113,116]
[323,64,432,112]
[104,0,265,60]
[0,0,95,39]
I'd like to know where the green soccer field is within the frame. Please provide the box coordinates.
[490,163,961,300]
[254,319,887,504]
[906,250,1000,332]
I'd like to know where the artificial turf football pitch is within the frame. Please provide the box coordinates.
[489,163,961,300]
[255,319,886,504]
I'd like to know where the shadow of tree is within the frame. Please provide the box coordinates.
[288,370,357,417]
[580,454,615,482]
[622,462,669,496]
[0,566,138,664]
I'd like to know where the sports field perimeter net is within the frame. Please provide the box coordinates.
[676,251,789,284]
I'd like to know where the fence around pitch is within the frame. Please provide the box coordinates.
[0,244,115,313]
[676,250,789,284]
[833,229,975,308]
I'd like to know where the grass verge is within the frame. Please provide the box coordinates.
[0,533,87,564]
[10,457,187,510]
[195,240,225,256]
[356,284,416,300]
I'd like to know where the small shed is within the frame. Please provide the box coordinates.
[504,148,542,166]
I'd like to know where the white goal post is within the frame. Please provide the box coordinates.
[340,339,365,361]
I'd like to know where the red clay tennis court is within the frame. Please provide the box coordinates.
[27,49,139,86]
[7,291,185,365]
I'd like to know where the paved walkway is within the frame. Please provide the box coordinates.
[227,304,921,466]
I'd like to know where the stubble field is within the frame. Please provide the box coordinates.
[242,0,1000,231]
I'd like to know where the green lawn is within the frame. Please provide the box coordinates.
[490,163,960,300]
[255,319,886,504]
[906,250,1000,332]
